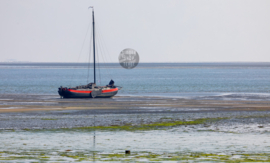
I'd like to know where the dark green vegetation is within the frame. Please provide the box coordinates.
[14,113,270,132]
[0,150,269,162]
[41,118,58,120]
[42,117,228,132]
[1,113,269,162]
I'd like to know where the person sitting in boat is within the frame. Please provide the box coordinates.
[108,79,114,87]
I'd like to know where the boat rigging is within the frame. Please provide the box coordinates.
[58,7,121,98]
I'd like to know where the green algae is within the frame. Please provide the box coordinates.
[56,117,229,132]
[237,114,270,119]
[0,150,269,162]
[0,129,15,132]
[41,118,58,120]
[11,117,229,132]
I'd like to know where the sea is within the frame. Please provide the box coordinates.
[0,62,270,101]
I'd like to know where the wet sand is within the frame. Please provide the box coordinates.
[0,94,270,162]
[0,94,270,113]
[0,94,270,129]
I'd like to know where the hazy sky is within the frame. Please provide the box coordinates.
[0,0,270,62]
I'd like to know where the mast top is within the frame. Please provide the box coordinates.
[88,6,94,11]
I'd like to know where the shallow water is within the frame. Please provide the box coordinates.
[1,106,270,162]
[1,63,270,162]
[0,63,270,101]
[1,126,269,154]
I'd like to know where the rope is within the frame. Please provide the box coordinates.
[97,22,114,64]
[99,30,124,83]
[69,17,92,87]
[95,22,113,80]
[96,36,110,81]
[95,36,101,85]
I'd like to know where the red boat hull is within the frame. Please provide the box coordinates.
[58,88,118,98]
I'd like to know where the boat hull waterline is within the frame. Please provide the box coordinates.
[58,87,118,98]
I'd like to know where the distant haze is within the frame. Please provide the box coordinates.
[0,0,270,62]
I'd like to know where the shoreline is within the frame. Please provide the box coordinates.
[1,94,270,162]
[0,94,270,113]
[0,93,270,130]
[1,97,270,113]
[0,100,270,113]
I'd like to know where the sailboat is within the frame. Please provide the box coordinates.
[58,7,121,98]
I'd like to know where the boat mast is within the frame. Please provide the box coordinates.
[91,7,96,84]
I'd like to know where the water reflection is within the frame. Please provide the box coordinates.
[92,111,96,162]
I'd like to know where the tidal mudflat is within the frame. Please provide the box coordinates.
[0,94,270,162]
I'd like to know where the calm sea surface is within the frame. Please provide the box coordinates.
[0,62,270,100]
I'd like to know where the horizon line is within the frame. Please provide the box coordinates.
[1,61,270,64]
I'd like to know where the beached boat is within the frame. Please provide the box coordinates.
[58,7,121,98]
